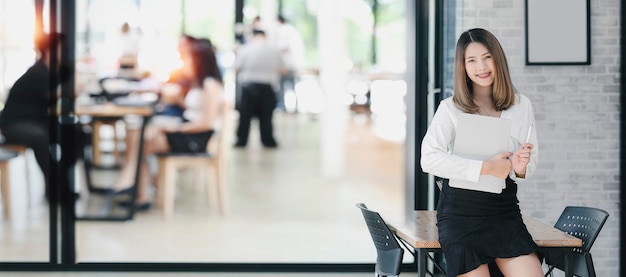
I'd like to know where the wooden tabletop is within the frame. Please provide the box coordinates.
[74,102,153,117]
[387,210,582,249]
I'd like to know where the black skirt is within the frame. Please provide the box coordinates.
[436,178,541,276]
[165,130,214,154]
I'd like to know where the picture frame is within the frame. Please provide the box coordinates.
[525,0,591,65]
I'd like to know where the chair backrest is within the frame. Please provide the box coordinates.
[356,203,404,276]
[206,102,231,159]
[546,206,609,277]
[554,206,609,254]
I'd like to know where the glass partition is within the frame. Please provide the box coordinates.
[0,0,410,267]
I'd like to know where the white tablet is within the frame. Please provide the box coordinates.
[449,113,511,194]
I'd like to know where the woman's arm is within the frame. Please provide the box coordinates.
[420,101,486,182]
[510,95,538,180]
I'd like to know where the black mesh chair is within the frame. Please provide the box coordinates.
[544,206,609,277]
[356,203,406,277]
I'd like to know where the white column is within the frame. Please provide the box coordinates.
[317,0,349,178]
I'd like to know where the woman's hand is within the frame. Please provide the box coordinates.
[481,152,513,179]
[511,143,533,178]
[160,83,183,105]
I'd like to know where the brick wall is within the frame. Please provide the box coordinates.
[456,0,621,275]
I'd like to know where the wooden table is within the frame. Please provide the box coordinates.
[75,102,153,117]
[75,102,154,221]
[387,210,582,277]
[76,102,153,167]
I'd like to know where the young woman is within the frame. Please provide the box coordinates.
[420,28,543,276]
[112,38,224,210]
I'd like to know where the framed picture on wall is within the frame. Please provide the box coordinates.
[525,0,591,65]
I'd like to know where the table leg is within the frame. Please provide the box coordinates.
[83,118,119,193]
[563,250,573,277]
[125,115,150,219]
[417,248,428,277]
[77,115,151,221]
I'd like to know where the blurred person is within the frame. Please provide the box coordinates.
[0,33,69,200]
[154,34,198,118]
[234,29,286,148]
[251,16,263,32]
[273,15,305,112]
[112,38,225,211]
[121,34,198,168]
[113,34,197,199]
[117,22,141,78]
[241,16,263,45]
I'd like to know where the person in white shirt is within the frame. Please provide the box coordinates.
[420,28,543,277]
[117,22,140,77]
[272,15,305,111]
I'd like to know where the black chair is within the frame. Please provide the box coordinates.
[544,206,609,277]
[356,203,406,277]
[96,76,139,101]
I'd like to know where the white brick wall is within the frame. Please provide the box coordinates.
[457,0,621,276]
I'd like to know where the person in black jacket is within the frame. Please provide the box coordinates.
[0,33,63,199]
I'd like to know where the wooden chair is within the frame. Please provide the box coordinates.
[544,206,609,277]
[0,135,32,210]
[0,144,30,177]
[156,105,231,219]
[0,119,32,188]
[0,148,19,219]
[91,119,123,167]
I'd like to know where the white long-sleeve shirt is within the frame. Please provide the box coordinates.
[420,94,538,183]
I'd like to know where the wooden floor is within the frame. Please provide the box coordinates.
[0,109,406,266]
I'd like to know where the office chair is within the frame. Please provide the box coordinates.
[356,202,405,277]
[544,206,609,277]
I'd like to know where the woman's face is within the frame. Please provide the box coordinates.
[178,37,191,60]
[464,42,495,88]
[182,54,196,78]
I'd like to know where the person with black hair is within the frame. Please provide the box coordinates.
[0,33,66,200]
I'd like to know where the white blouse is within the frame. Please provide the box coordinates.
[183,77,220,122]
[420,94,538,183]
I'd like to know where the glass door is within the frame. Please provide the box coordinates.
[2,0,412,271]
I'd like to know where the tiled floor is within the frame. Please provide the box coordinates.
[1,109,408,268]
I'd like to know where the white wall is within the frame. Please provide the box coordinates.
[458,0,620,276]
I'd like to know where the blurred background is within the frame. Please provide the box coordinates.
[0,0,410,268]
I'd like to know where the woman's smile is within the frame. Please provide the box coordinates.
[476,72,491,79]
